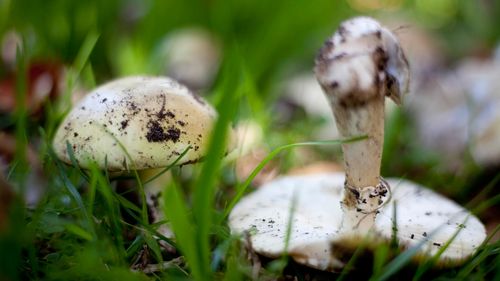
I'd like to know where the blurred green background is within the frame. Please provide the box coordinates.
[2,0,499,86]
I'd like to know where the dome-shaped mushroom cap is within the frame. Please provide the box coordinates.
[315,16,409,106]
[229,173,486,270]
[53,76,216,171]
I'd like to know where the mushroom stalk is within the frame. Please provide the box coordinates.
[315,17,409,232]
[331,91,387,232]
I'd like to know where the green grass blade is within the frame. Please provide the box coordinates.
[164,181,201,280]
[126,235,145,258]
[115,193,143,214]
[471,192,500,217]
[267,190,298,275]
[456,224,500,279]
[222,136,367,220]
[337,234,374,281]
[412,218,468,281]
[96,123,149,223]
[142,146,192,185]
[50,150,97,241]
[190,49,243,280]
[58,30,100,123]
[72,31,100,78]
[371,243,390,279]
[87,171,98,216]
[88,163,127,260]
[222,255,243,281]
[283,191,297,254]
[466,174,500,210]
[65,223,94,241]
[65,141,90,182]
[143,231,163,264]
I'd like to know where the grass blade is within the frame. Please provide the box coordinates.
[57,30,100,126]
[65,141,90,182]
[65,223,94,241]
[143,231,163,264]
[163,181,201,280]
[377,214,468,281]
[267,190,298,274]
[455,224,500,279]
[412,218,468,281]
[190,48,243,280]
[142,146,192,185]
[50,148,97,241]
[222,136,367,220]
[88,163,128,260]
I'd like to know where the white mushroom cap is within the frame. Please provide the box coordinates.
[229,173,486,270]
[53,76,216,171]
[315,16,409,106]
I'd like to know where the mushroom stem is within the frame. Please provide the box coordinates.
[335,97,384,189]
[332,93,386,231]
[314,17,408,232]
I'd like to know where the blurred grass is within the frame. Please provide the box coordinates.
[1,0,500,280]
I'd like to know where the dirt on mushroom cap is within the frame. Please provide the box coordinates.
[52,76,217,171]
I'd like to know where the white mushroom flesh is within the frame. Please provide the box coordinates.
[229,173,486,270]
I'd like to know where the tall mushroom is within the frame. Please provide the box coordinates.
[314,16,409,232]
[53,76,217,236]
[228,17,485,271]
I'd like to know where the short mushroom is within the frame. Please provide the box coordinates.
[228,17,486,270]
[53,75,217,235]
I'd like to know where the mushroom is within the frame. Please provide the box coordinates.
[53,75,217,236]
[229,173,485,270]
[314,16,410,232]
[228,17,486,271]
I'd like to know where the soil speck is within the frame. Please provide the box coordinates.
[146,121,181,143]
[120,120,129,130]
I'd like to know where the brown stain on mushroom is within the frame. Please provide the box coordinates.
[120,120,129,130]
[145,121,181,143]
[156,94,176,120]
